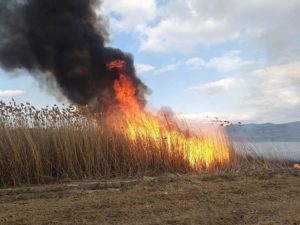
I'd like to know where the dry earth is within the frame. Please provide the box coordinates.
[0,169,300,225]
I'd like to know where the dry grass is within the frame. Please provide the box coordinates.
[0,100,283,187]
[1,171,300,225]
[0,100,193,186]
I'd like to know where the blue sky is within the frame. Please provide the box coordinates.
[1,0,300,123]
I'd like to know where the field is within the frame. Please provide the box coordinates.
[1,101,299,224]
[0,170,300,225]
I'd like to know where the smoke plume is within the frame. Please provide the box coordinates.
[0,0,147,108]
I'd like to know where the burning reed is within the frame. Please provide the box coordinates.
[0,100,233,187]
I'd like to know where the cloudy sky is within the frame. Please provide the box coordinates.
[1,0,300,123]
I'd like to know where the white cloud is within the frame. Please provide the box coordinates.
[136,64,156,74]
[135,63,177,75]
[186,51,254,71]
[242,62,300,109]
[140,17,238,52]
[102,0,300,60]
[189,61,300,122]
[189,78,236,95]
[102,0,157,31]
[186,57,205,68]
[207,52,254,71]
[154,64,176,74]
[0,89,25,97]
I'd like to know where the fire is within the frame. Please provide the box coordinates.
[294,164,300,169]
[108,60,142,113]
[106,60,232,169]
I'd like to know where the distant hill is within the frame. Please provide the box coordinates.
[226,121,300,142]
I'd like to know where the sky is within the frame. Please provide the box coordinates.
[1,0,300,123]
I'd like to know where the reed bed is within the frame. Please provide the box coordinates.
[0,100,280,187]
[0,100,192,186]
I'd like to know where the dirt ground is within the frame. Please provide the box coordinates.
[0,169,300,225]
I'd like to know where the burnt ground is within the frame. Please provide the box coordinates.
[0,169,300,225]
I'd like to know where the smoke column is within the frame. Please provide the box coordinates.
[0,0,147,108]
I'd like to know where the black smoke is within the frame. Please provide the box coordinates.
[0,0,148,108]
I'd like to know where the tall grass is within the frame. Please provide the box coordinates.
[0,100,202,186]
[0,100,281,187]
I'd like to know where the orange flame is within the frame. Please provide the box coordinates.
[106,60,232,169]
[293,164,300,169]
[107,60,142,113]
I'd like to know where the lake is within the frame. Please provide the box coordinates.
[233,141,300,162]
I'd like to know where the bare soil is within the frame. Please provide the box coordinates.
[0,169,300,225]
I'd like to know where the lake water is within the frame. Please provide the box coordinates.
[233,141,300,162]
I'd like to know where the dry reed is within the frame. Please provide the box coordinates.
[0,100,195,186]
[0,100,280,187]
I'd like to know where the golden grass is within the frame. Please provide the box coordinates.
[0,100,283,187]
[0,100,192,186]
